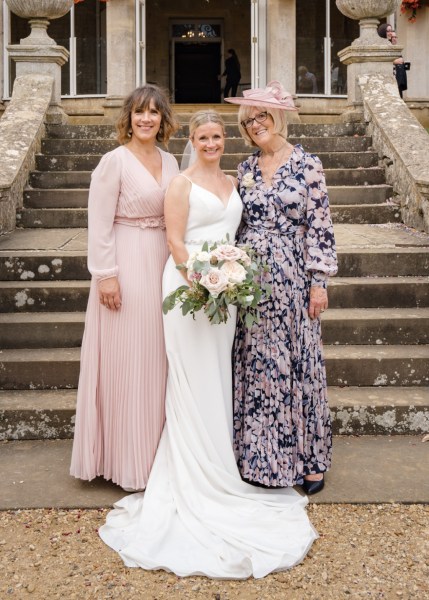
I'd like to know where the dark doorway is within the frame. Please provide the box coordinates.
[174,42,221,103]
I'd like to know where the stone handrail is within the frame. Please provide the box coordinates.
[0,74,53,235]
[359,73,429,233]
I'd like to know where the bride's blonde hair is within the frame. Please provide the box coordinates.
[189,110,225,139]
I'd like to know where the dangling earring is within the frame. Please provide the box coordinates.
[127,129,132,138]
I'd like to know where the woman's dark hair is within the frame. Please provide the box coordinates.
[377,23,390,39]
[116,84,179,145]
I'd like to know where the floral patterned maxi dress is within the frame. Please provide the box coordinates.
[233,144,338,488]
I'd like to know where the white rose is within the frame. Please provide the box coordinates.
[186,251,198,271]
[245,295,254,303]
[212,244,243,262]
[242,173,255,189]
[196,251,211,262]
[199,268,229,297]
[220,260,247,284]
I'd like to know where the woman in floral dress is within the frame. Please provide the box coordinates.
[226,81,337,495]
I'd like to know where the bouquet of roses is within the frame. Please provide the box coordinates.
[162,238,270,326]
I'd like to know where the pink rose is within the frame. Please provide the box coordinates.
[211,244,243,262]
[199,268,229,297]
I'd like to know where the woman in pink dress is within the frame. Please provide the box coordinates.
[70,85,179,491]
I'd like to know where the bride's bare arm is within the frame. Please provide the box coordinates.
[165,175,191,279]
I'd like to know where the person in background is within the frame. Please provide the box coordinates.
[70,85,179,492]
[221,48,241,99]
[297,66,318,93]
[377,22,392,39]
[390,31,409,98]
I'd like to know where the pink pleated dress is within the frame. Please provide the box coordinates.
[70,145,179,490]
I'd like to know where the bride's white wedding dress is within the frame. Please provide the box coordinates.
[99,179,317,579]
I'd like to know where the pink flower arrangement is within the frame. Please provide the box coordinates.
[163,238,270,325]
[400,0,425,22]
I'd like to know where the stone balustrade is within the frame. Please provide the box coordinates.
[359,73,429,232]
[0,75,53,235]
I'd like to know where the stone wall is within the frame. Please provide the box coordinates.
[359,73,429,233]
[0,74,53,235]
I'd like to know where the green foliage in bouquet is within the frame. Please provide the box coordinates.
[162,237,270,326]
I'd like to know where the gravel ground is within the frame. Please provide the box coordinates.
[1,504,428,599]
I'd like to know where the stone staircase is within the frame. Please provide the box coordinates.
[1,116,429,507]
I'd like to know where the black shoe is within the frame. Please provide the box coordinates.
[302,477,324,495]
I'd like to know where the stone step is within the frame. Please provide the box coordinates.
[18,208,88,229]
[0,312,85,348]
[328,387,429,435]
[1,277,428,314]
[324,345,429,387]
[322,307,429,345]
[41,136,373,155]
[1,387,428,442]
[328,276,429,308]
[23,184,393,209]
[329,204,401,225]
[35,151,379,172]
[17,202,399,229]
[1,345,428,390]
[45,122,366,139]
[0,281,90,312]
[1,308,428,348]
[2,435,428,508]
[1,247,429,281]
[328,185,393,205]
[0,348,80,390]
[29,167,385,189]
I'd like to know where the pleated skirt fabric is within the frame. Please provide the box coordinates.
[70,223,169,490]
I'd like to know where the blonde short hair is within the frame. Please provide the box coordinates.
[238,105,288,147]
[116,84,179,146]
[189,110,225,139]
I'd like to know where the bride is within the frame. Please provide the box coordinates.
[99,110,317,579]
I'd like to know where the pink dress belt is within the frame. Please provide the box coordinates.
[114,216,166,230]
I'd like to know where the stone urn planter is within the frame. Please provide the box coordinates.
[336,0,401,44]
[6,0,74,45]
[335,0,402,118]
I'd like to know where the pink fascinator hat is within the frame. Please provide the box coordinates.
[225,80,297,111]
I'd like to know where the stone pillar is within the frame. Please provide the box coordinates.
[267,0,295,93]
[336,0,402,121]
[0,8,4,107]
[7,46,69,123]
[396,8,429,99]
[5,0,73,123]
[267,0,299,122]
[103,0,136,121]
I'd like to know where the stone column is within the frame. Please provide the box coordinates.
[267,0,299,122]
[103,0,136,121]
[396,8,429,99]
[5,0,73,123]
[267,0,295,92]
[0,8,4,108]
[336,0,402,121]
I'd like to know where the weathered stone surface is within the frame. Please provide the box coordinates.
[359,73,429,233]
[329,386,429,435]
[0,74,53,234]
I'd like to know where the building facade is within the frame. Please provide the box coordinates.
[1,0,428,118]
